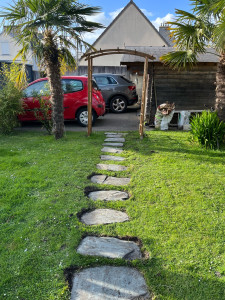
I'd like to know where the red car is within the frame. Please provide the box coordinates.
[18,76,105,126]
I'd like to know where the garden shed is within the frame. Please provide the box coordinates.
[121,46,219,123]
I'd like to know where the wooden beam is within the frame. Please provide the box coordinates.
[144,74,150,124]
[87,57,93,136]
[139,56,149,139]
[82,48,155,61]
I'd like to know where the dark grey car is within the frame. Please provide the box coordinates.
[92,74,138,113]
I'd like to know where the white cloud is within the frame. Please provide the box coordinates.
[82,29,105,45]
[141,9,153,17]
[85,11,108,25]
[152,13,175,29]
[109,7,124,19]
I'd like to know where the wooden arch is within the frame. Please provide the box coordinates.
[81,48,155,138]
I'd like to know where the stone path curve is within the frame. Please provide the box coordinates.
[72,132,149,299]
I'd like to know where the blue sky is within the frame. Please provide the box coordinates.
[82,0,192,43]
[1,0,192,43]
[85,0,191,19]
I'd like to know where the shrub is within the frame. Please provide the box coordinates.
[190,111,225,149]
[33,93,53,135]
[0,63,26,134]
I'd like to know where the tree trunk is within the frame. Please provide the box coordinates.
[215,52,225,122]
[43,30,64,139]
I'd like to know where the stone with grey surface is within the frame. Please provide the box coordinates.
[104,137,125,142]
[88,190,129,201]
[80,209,129,225]
[91,175,130,186]
[105,132,128,135]
[97,163,127,171]
[70,266,149,300]
[101,155,125,161]
[77,236,142,260]
[102,142,124,147]
[105,134,124,138]
[101,147,123,154]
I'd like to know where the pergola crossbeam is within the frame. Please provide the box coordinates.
[82,48,155,61]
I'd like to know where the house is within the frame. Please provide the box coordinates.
[0,27,39,82]
[77,0,171,73]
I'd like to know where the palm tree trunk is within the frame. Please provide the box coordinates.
[44,31,64,139]
[215,52,225,122]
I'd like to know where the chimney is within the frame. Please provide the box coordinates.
[159,24,174,47]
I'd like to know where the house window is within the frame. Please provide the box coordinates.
[1,42,10,55]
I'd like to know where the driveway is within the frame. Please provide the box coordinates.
[18,106,141,132]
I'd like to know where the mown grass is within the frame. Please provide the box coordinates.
[0,130,225,300]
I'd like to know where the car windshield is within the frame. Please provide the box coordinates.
[24,81,50,97]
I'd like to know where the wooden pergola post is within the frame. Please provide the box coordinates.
[139,56,149,139]
[87,56,93,137]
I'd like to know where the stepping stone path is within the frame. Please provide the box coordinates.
[80,209,129,225]
[97,163,127,171]
[102,142,124,147]
[101,154,125,161]
[101,147,123,154]
[88,190,129,201]
[91,175,130,186]
[77,237,142,259]
[105,134,124,138]
[70,266,149,300]
[71,132,149,299]
[104,137,125,142]
[105,132,127,136]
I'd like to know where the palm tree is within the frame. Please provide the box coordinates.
[0,0,104,139]
[161,0,225,121]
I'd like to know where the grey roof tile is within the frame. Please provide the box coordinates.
[121,46,219,63]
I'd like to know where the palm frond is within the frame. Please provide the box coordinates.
[59,48,76,71]
[213,13,225,50]
[160,50,198,70]
[174,9,200,21]
[204,0,225,15]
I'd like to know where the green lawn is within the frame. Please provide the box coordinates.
[0,130,225,299]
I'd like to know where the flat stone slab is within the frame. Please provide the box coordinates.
[91,175,130,186]
[80,209,129,225]
[97,163,127,171]
[101,147,123,154]
[101,155,125,161]
[70,266,149,300]
[102,142,124,147]
[77,237,142,260]
[88,190,129,201]
[105,132,127,136]
[105,134,124,138]
[104,138,125,142]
